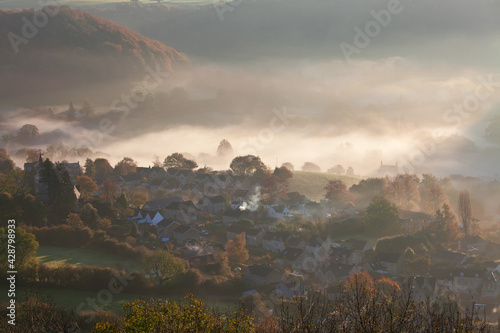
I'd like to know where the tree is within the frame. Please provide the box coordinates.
[261,172,288,201]
[0,227,38,275]
[40,160,76,218]
[226,233,249,263]
[364,196,401,236]
[383,174,420,210]
[327,164,345,175]
[421,182,448,215]
[142,249,186,285]
[273,166,293,180]
[216,139,233,158]
[301,162,321,172]
[163,153,198,169]
[349,177,385,209]
[93,294,254,333]
[84,158,95,177]
[346,166,355,176]
[116,193,128,209]
[152,155,162,168]
[0,148,15,174]
[114,157,137,176]
[126,186,150,208]
[101,180,119,203]
[94,158,113,179]
[76,175,97,199]
[80,203,100,229]
[16,124,40,144]
[324,179,354,207]
[65,212,84,227]
[230,155,266,176]
[21,194,45,227]
[458,190,472,240]
[281,162,294,171]
[428,204,460,247]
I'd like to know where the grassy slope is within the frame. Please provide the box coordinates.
[288,171,361,202]
[36,246,141,271]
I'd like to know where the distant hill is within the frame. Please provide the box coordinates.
[0,7,189,98]
[288,171,360,202]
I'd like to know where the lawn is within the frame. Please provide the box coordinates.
[0,284,238,316]
[37,246,141,271]
[288,171,361,202]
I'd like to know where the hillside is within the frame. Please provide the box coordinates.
[288,171,360,202]
[0,7,189,98]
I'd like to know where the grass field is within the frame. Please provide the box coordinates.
[37,246,141,271]
[0,284,238,316]
[288,171,361,202]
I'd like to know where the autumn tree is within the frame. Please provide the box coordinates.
[230,155,266,176]
[80,203,100,229]
[364,196,401,237]
[76,175,97,199]
[126,186,150,208]
[142,249,187,285]
[94,158,113,180]
[301,162,321,172]
[420,179,449,215]
[94,294,254,333]
[427,204,460,247]
[16,124,40,144]
[40,160,77,219]
[458,190,478,241]
[101,179,118,203]
[65,212,84,227]
[84,158,95,177]
[327,164,345,175]
[114,157,137,176]
[349,177,385,209]
[0,227,38,276]
[383,174,420,211]
[0,148,15,174]
[226,232,249,263]
[324,179,354,208]
[261,171,289,202]
[281,162,294,171]
[163,153,198,169]
[216,139,233,158]
[273,166,293,180]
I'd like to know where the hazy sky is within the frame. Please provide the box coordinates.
[1,0,499,177]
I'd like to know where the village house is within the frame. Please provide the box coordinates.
[226,225,264,247]
[162,200,198,223]
[262,231,289,253]
[173,225,202,245]
[267,205,291,220]
[198,195,228,214]
[409,276,438,301]
[452,268,486,295]
[157,220,180,239]
[275,275,306,298]
[377,251,406,276]
[481,271,500,300]
[222,209,249,225]
[142,197,183,211]
[431,250,471,268]
[245,264,283,286]
[277,247,311,271]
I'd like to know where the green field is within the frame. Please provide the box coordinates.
[37,246,141,271]
[288,171,360,202]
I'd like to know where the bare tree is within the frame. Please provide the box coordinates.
[458,190,472,239]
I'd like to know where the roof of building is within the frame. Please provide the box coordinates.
[142,197,183,210]
[279,247,304,261]
[247,264,275,277]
